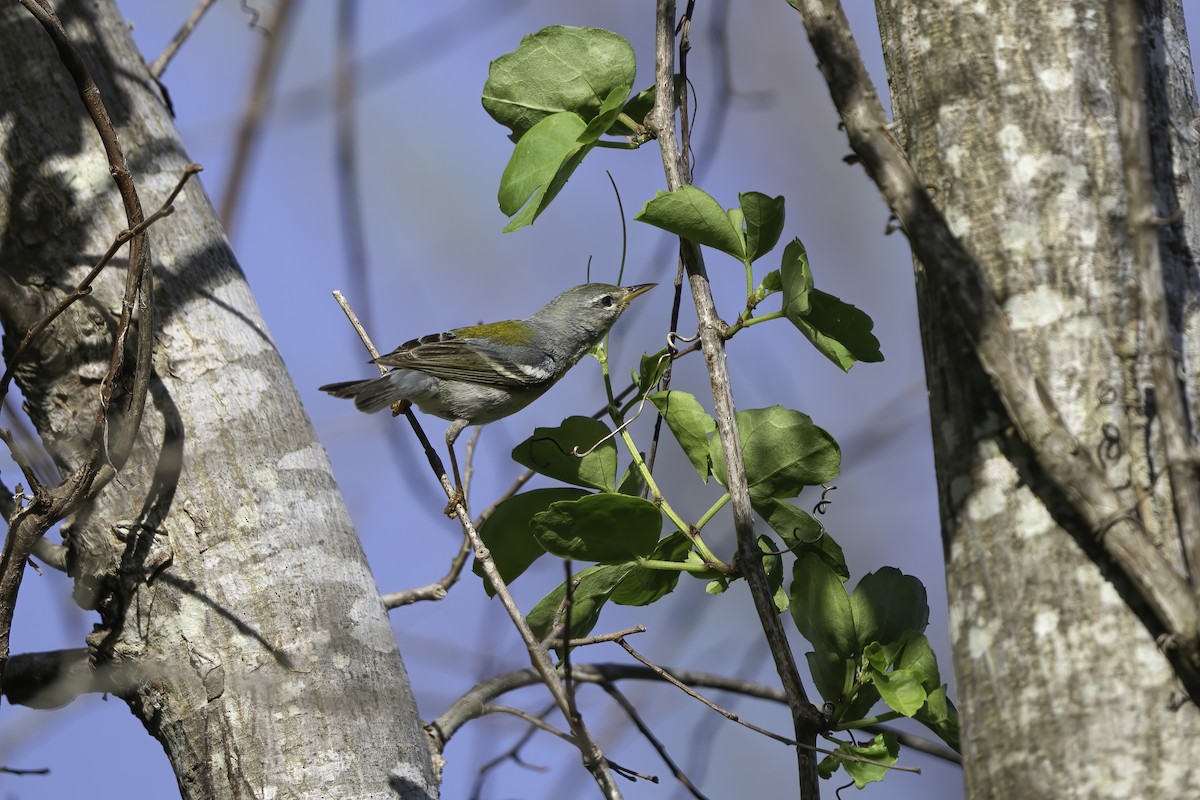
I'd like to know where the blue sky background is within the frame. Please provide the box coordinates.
[2,2,1196,798]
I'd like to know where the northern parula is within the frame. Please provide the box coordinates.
[320,282,654,499]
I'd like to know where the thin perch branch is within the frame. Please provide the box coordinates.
[647,2,823,795]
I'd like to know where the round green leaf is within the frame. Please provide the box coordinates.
[649,390,716,481]
[635,186,746,260]
[789,289,884,372]
[610,532,691,606]
[790,547,855,663]
[870,668,927,717]
[512,416,617,492]
[474,488,590,596]
[780,237,813,317]
[531,493,662,563]
[740,192,785,263]
[483,26,636,140]
[526,563,633,643]
[498,112,591,230]
[752,497,847,581]
[849,567,929,652]
[710,405,841,498]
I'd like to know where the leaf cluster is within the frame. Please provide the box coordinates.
[477,23,957,788]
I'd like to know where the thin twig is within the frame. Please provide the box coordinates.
[381,532,471,607]
[0,165,201,408]
[220,0,297,233]
[149,0,218,77]
[481,705,659,786]
[648,3,823,794]
[551,625,646,649]
[483,704,578,744]
[3,0,161,695]
[615,637,794,746]
[0,766,49,776]
[469,704,551,800]
[334,0,374,333]
[330,292,623,797]
[598,679,710,799]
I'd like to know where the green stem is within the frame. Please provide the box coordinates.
[835,710,903,731]
[696,493,730,530]
[594,139,640,150]
[636,557,716,573]
[612,421,728,571]
[725,310,784,339]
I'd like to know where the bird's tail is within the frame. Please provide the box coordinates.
[319,374,413,414]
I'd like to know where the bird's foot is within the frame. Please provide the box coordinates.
[443,487,465,517]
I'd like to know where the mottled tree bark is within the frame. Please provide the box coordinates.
[876,1,1200,796]
[0,2,436,798]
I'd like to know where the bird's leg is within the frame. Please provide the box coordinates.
[443,419,469,516]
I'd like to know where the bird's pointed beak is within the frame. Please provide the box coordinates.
[619,283,656,306]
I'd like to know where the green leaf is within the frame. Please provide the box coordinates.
[761,269,782,293]
[914,686,961,752]
[849,567,929,652]
[790,547,855,662]
[753,496,820,545]
[606,76,683,136]
[616,456,646,497]
[498,112,593,232]
[862,640,896,673]
[780,238,814,318]
[758,535,788,613]
[726,207,745,248]
[740,192,785,263]
[790,289,885,372]
[611,532,691,606]
[527,563,633,643]
[579,86,631,144]
[513,416,618,492]
[754,500,849,580]
[607,83,655,136]
[531,493,662,563]
[841,681,882,725]
[635,186,746,260]
[839,733,900,789]
[635,349,670,395]
[710,406,840,498]
[805,649,852,705]
[705,577,729,595]
[894,632,942,688]
[870,668,927,717]
[649,391,717,481]
[482,26,637,141]
[475,487,591,596]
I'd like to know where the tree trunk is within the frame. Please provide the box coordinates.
[876,0,1200,796]
[0,2,437,797]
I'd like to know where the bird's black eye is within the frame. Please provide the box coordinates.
[600,295,615,308]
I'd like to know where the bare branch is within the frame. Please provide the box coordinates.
[647,2,822,793]
[331,292,624,797]
[2,1,166,694]
[149,0,219,78]
[597,680,709,799]
[220,0,298,233]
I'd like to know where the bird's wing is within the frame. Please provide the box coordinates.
[372,331,556,388]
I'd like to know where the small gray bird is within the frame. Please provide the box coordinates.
[320,282,655,502]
